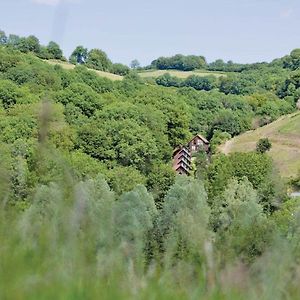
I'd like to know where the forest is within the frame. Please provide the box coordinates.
[0,30,300,299]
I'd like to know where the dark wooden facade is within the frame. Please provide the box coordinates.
[188,134,210,154]
[172,134,210,176]
[172,146,192,175]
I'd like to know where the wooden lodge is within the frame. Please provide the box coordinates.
[188,134,210,154]
[172,134,210,176]
[172,146,192,176]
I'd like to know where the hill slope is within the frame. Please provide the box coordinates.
[221,112,300,178]
[138,69,227,79]
[46,60,124,81]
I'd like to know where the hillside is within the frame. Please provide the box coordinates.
[138,69,226,79]
[221,112,300,178]
[2,27,300,300]
[46,59,124,81]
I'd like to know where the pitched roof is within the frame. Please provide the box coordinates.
[177,153,191,162]
[189,134,209,144]
[176,164,191,173]
[173,145,190,157]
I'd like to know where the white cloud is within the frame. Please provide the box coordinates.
[31,0,78,6]
[280,8,293,19]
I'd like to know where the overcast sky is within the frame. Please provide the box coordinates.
[0,0,299,66]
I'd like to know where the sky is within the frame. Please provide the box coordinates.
[0,0,299,66]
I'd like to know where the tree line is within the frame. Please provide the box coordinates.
[0,30,132,76]
[149,49,300,72]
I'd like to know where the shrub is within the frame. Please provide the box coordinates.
[256,138,272,153]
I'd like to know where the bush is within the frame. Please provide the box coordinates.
[151,54,207,71]
[156,73,182,87]
[256,138,272,153]
[110,63,130,76]
[184,75,216,91]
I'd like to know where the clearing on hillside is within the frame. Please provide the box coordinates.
[138,69,227,79]
[46,60,123,81]
[220,112,300,178]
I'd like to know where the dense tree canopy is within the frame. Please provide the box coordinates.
[85,48,112,71]
[283,49,300,70]
[46,41,63,60]
[0,30,297,204]
[151,54,207,71]
[1,30,300,300]
[69,45,88,64]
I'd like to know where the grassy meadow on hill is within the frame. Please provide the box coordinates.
[138,69,227,79]
[46,59,124,81]
[221,112,300,178]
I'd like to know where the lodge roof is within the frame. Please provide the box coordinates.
[188,134,209,145]
[173,145,190,157]
[176,164,191,173]
[177,153,191,162]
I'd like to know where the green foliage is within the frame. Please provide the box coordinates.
[86,48,112,71]
[0,108,38,143]
[46,41,63,59]
[283,49,300,70]
[184,75,216,91]
[219,75,246,95]
[130,59,140,69]
[151,54,207,71]
[0,30,300,300]
[7,34,21,48]
[0,133,294,300]
[77,119,161,172]
[56,82,102,117]
[210,109,251,137]
[207,154,234,197]
[0,48,22,72]
[115,185,157,247]
[69,45,88,64]
[207,152,284,212]
[272,198,300,235]
[0,42,294,213]
[7,35,41,54]
[5,59,61,90]
[194,150,209,180]
[215,178,274,263]
[159,176,211,262]
[106,166,146,195]
[146,163,175,202]
[156,73,182,87]
[208,59,265,72]
[278,71,300,101]
[24,35,41,53]
[67,150,107,179]
[210,130,231,154]
[0,80,21,108]
[0,30,7,45]
[156,74,217,91]
[290,169,300,189]
[256,138,272,153]
[110,63,130,75]
[74,65,114,93]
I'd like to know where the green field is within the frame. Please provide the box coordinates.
[46,59,124,81]
[138,69,227,79]
[46,61,226,81]
[221,112,300,178]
